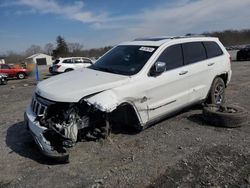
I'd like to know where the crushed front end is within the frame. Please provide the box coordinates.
[24,93,111,159]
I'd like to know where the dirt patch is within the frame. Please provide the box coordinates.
[148,145,250,187]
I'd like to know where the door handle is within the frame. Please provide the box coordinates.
[208,63,215,66]
[179,70,188,75]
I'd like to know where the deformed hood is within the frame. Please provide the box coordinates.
[36,68,129,102]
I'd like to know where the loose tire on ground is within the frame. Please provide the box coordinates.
[203,104,248,128]
[206,77,225,105]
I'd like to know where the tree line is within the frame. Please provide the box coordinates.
[204,29,250,46]
[1,29,250,64]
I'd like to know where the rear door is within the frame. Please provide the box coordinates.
[181,42,211,102]
[83,58,92,67]
[146,44,192,120]
[203,41,225,82]
[73,58,85,70]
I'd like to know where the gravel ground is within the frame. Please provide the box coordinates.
[0,62,249,188]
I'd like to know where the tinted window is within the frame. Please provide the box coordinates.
[182,42,207,64]
[62,59,73,64]
[84,59,92,64]
[157,44,183,71]
[1,64,10,69]
[74,58,83,63]
[203,41,223,58]
[53,59,60,64]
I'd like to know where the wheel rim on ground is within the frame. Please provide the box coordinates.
[214,83,224,104]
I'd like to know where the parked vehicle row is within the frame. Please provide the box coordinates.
[24,36,232,159]
[49,57,94,74]
[236,45,250,61]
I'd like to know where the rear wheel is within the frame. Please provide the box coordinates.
[17,72,25,79]
[206,77,225,105]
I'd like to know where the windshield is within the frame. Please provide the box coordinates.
[89,45,157,76]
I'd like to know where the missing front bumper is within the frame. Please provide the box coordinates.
[24,108,69,159]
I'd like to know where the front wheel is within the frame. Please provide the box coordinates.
[17,72,25,79]
[2,78,8,85]
[206,77,225,105]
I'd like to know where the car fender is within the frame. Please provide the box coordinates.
[84,90,147,125]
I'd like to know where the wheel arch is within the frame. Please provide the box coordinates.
[217,73,228,88]
[111,102,143,130]
[83,90,144,129]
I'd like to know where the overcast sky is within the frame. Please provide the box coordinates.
[0,0,250,54]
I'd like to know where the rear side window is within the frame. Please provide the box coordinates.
[157,44,183,71]
[63,59,73,64]
[84,59,92,64]
[203,41,223,58]
[74,58,83,63]
[182,42,207,64]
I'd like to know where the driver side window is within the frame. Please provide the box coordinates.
[1,64,10,69]
[157,44,183,71]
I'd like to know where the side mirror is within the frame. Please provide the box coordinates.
[150,61,166,76]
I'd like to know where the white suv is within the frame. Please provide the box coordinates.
[25,36,232,158]
[51,57,93,73]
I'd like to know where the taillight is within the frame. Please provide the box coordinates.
[56,65,61,69]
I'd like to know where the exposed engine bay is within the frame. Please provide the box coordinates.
[25,92,140,160]
[33,95,112,156]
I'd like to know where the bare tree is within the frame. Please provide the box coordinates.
[5,51,26,64]
[68,42,83,55]
[44,43,54,55]
[25,45,43,56]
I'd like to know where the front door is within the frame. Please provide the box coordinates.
[145,44,192,121]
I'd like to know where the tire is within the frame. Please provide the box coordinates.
[206,77,225,105]
[17,72,25,79]
[2,79,7,85]
[49,67,53,74]
[65,69,73,72]
[203,104,248,128]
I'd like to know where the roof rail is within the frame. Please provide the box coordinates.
[134,35,208,41]
[133,36,176,41]
[185,34,208,37]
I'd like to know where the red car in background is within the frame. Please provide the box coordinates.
[0,64,29,79]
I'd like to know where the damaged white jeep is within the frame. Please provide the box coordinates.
[24,36,232,159]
